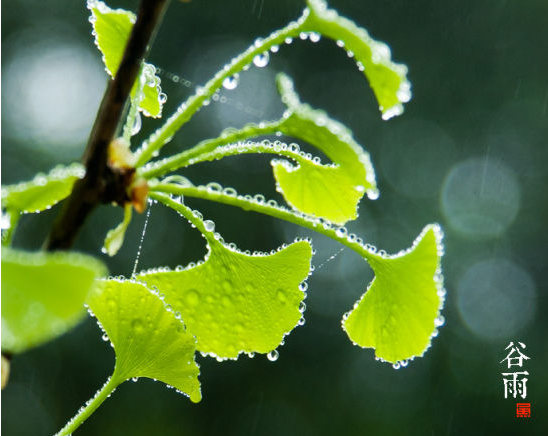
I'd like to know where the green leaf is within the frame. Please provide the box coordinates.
[139,65,163,118]
[273,73,377,224]
[303,0,411,119]
[342,224,445,364]
[138,231,312,359]
[88,0,163,118]
[145,73,377,224]
[103,204,133,256]
[1,247,107,353]
[1,163,84,214]
[134,0,410,165]
[87,279,201,402]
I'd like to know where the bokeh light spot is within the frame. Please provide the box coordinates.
[3,29,105,155]
[441,157,520,239]
[456,258,536,341]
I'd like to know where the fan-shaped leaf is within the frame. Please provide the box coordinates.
[138,237,312,359]
[88,0,163,118]
[88,279,201,402]
[1,163,84,214]
[1,247,106,353]
[273,73,377,224]
[342,224,445,363]
[303,0,411,119]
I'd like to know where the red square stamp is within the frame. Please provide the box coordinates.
[516,403,531,418]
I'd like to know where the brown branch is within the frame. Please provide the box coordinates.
[44,0,170,250]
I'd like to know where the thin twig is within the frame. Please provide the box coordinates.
[44,0,170,250]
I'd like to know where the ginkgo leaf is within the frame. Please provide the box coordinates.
[1,247,106,353]
[1,163,84,214]
[137,237,312,360]
[103,204,132,256]
[147,74,378,224]
[87,279,201,402]
[303,0,411,120]
[342,224,445,363]
[272,73,377,224]
[88,0,163,118]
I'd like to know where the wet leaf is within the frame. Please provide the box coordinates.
[273,73,377,224]
[342,225,445,363]
[1,163,84,215]
[1,247,106,353]
[159,74,377,224]
[88,0,163,117]
[138,238,312,359]
[88,279,201,402]
[303,0,411,119]
[103,204,132,256]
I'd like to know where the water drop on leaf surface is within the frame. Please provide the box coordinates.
[203,220,215,232]
[267,350,279,361]
[222,74,239,90]
[131,111,141,136]
[253,52,269,68]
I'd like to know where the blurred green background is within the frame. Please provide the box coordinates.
[2,0,548,435]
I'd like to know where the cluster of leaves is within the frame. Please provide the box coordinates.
[1,0,445,434]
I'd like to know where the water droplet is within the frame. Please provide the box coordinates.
[299,282,308,292]
[270,45,280,53]
[284,37,293,45]
[132,319,144,334]
[102,333,109,342]
[309,32,321,43]
[367,189,380,200]
[185,289,200,306]
[381,104,404,121]
[159,92,167,104]
[335,227,348,238]
[206,182,222,193]
[131,111,141,136]
[267,350,279,362]
[392,362,401,370]
[203,220,215,232]
[221,295,232,308]
[131,377,139,382]
[1,211,11,230]
[253,52,269,68]
[222,73,240,90]
[434,315,445,327]
[299,32,308,40]
[223,187,237,197]
[288,143,300,153]
[146,75,156,88]
[299,301,306,313]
